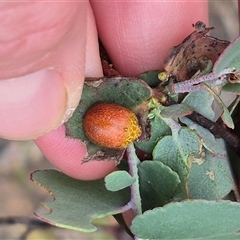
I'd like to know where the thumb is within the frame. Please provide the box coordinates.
[0,2,88,140]
[34,5,116,180]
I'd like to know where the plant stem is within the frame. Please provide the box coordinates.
[171,68,235,93]
[127,144,142,217]
[187,111,240,154]
[161,117,181,137]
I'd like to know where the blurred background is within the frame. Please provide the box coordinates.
[0,2,239,239]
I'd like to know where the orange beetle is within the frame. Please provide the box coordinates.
[83,102,141,149]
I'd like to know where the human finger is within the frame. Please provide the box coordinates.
[0,2,88,140]
[91,1,208,76]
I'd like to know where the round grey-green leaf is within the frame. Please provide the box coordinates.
[131,200,240,239]
[105,170,135,191]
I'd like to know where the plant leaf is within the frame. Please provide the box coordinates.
[221,107,235,129]
[104,170,135,192]
[131,200,240,239]
[160,104,193,118]
[177,127,202,160]
[182,90,215,121]
[213,35,240,74]
[135,116,170,154]
[31,170,131,232]
[180,117,226,156]
[222,83,240,94]
[152,135,189,200]
[138,70,161,87]
[188,147,236,200]
[152,127,202,201]
[201,83,234,129]
[65,77,152,162]
[138,161,180,212]
[152,135,182,171]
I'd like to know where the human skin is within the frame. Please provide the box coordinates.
[0,2,208,180]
